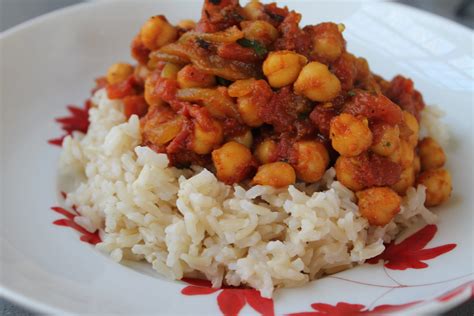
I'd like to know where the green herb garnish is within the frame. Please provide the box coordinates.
[237,38,268,58]
[347,90,356,97]
[216,76,233,86]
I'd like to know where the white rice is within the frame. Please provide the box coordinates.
[420,105,449,147]
[59,89,440,298]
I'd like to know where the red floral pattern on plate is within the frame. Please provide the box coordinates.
[51,206,101,245]
[288,302,365,316]
[367,225,456,270]
[182,278,274,316]
[288,301,421,315]
[48,101,91,146]
[365,301,422,314]
[437,281,474,302]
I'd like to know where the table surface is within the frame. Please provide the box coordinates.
[0,0,472,315]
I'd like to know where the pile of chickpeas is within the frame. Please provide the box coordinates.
[101,0,452,227]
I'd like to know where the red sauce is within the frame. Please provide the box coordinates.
[294,119,317,139]
[195,0,243,33]
[276,135,294,162]
[186,104,215,131]
[343,91,403,125]
[355,152,402,187]
[131,35,151,65]
[309,104,337,137]
[259,86,298,133]
[331,53,358,91]
[106,76,140,100]
[153,78,179,104]
[274,12,311,56]
[217,43,261,62]
[384,75,425,121]
[164,119,192,155]
[222,117,248,139]
[370,121,389,145]
[123,95,148,118]
[167,122,211,167]
[262,3,289,26]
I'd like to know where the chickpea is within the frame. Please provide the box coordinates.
[253,162,296,188]
[134,64,150,84]
[417,169,452,207]
[237,96,263,127]
[419,137,446,171]
[106,63,134,84]
[370,124,400,156]
[140,15,178,50]
[191,119,223,155]
[263,51,307,88]
[241,20,279,46]
[228,79,255,98]
[212,141,254,184]
[293,141,329,182]
[388,144,401,164]
[413,154,421,174]
[161,63,181,80]
[335,156,365,191]
[312,22,344,62]
[178,19,196,31]
[177,65,216,89]
[230,130,253,148]
[144,71,164,107]
[391,166,415,195]
[143,116,183,146]
[400,111,419,147]
[399,139,415,168]
[254,139,278,164]
[313,36,342,62]
[294,61,342,102]
[242,0,264,20]
[330,113,373,157]
[356,187,401,226]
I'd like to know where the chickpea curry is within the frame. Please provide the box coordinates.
[97,0,452,227]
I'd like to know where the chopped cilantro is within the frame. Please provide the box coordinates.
[237,38,268,58]
[265,10,284,23]
[216,76,233,86]
[347,90,356,97]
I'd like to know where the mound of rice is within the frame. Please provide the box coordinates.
[59,89,438,297]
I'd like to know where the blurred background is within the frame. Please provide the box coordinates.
[0,0,472,315]
[1,0,473,30]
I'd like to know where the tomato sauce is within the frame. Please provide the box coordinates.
[354,153,402,187]
[131,35,151,65]
[94,0,434,187]
[343,91,403,125]
[384,75,425,121]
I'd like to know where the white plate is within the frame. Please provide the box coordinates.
[0,0,473,314]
